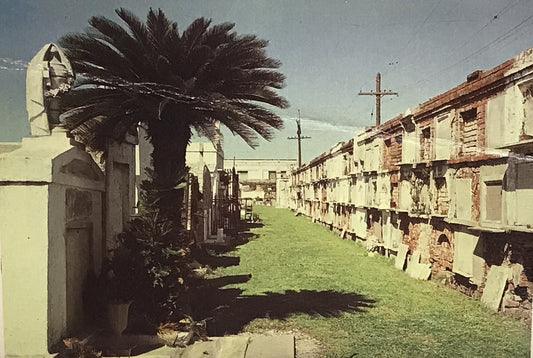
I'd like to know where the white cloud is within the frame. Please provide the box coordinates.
[0,58,28,71]
[281,115,361,135]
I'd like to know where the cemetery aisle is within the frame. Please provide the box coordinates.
[209,206,530,358]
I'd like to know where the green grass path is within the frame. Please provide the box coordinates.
[214,206,530,357]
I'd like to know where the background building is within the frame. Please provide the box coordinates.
[224,158,297,205]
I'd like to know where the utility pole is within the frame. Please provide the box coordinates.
[288,109,311,167]
[359,72,398,126]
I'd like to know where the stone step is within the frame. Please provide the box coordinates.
[179,336,249,358]
[245,335,295,358]
[177,335,294,358]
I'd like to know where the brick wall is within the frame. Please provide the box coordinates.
[429,222,454,274]
[288,48,533,321]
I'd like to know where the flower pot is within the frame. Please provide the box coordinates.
[107,301,131,335]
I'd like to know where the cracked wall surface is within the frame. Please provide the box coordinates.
[288,47,533,323]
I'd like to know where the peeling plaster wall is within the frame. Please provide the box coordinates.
[288,48,533,319]
[434,112,453,160]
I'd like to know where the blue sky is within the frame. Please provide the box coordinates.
[1,0,532,162]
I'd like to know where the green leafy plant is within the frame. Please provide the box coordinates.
[118,168,193,322]
[101,240,140,303]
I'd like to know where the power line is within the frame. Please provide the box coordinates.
[403,0,442,53]
[397,11,533,93]
[449,0,522,55]
[393,1,528,94]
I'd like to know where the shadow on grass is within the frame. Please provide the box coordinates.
[195,253,241,269]
[191,219,375,335]
[192,286,375,335]
[200,222,261,255]
[245,222,264,229]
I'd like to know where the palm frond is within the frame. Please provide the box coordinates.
[88,15,149,79]
[59,8,289,153]
[116,8,151,51]
[203,22,236,48]
[181,18,211,61]
[146,8,178,49]
[59,33,136,79]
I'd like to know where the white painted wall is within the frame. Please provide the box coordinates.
[105,140,136,251]
[479,164,506,226]
[402,128,419,164]
[0,132,105,356]
[515,161,533,226]
[225,158,296,181]
[0,185,50,356]
[434,112,453,160]
[186,142,221,187]
[455,178,473,221]
[453,231,484,285]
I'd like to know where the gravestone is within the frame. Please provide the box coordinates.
[481,265,510,312]
[203,165,213,242]
[0,132,105,356]
[0,43,107,357]
[404,249,431,280]
[410,263,432,280]
[395,244,409,270]
[406,250,421,276]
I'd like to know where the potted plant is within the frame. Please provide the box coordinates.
[101,239,139,335]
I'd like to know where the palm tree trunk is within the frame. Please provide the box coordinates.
[148,119,191,230]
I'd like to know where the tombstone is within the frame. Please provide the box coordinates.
[481,265,510,312]
[406,250,421,276]
[276,176,290,208]
[104,136,137,251]
[203,165,213,242]
[0,43,106,357]
[395,244,409,270]
[404,250,431,280]
[0,133,105,356]
[411,263,432,280]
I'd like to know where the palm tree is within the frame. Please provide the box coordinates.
[59,7,288,226]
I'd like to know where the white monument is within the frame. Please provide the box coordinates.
[26,43,74,136]
[0,43,106,357]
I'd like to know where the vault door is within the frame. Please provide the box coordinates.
[65,228,92,335]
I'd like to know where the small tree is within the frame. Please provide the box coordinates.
[116,168,191,320]
[59,8,289,230]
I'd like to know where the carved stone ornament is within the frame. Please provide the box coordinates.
[26,43,74,136]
